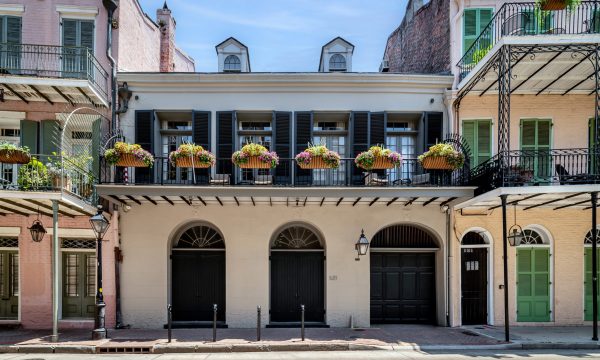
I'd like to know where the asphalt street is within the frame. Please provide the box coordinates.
[1,350,600,359]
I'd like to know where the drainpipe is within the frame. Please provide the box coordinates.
[103,0,118,131]
[451,0,464,90]
[445,206,452,327]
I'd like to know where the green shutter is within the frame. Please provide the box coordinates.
[62,252,95,319]
[0,251,18,320]
[522,10,553,34]
[20,120,38,154]
[463,121,476,167]
[462,119,491,168]
[521,119,552,180]
[40,120,61,156]
[463,8,494,61]
[591,10,600,33]
[517,248,551,322]
[5,16,20,44]
[584,248,600,321]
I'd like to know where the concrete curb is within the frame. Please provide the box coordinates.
[3,341,600,354]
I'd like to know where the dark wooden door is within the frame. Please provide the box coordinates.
[171,250,225,322]
[370,252,435,324]
[270,251,324,322]
[461,247,488,325]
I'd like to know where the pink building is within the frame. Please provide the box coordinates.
[0,0,193,335]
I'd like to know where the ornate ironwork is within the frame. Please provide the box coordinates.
[175,225,225,249]
[585,229,600,244]
[462,232,486,245]
[371,225,438,248]
[519,229,544,245]
[272,225,322,249]
[61,239,96,249]
[0,238,18,248]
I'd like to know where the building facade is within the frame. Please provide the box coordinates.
[0,0,193,331]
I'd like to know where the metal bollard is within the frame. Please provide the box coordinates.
[257,306,261,341]
[300,304,305,341]
[167,304,172,343]
[213,304,218,342]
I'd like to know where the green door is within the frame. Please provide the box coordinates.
[62,252,96,318]
[517,247,551,322]
[520,119,552,182]
[463,119,492,168]
[584,247,600,321]
[0,250,18,320]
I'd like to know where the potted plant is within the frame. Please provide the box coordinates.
[295,144,341,169]
[0,142,30,164]
[355,146,402,170]
[169,143,215,168]
[232,143,279,169]
[18,158,50,190]
[536,0,580,11]
[418,143,465,171]
[104,142,154,168]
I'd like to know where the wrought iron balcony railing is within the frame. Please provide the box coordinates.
[469,148,600,194]
[457,1,600,81]
[0,154,97,203]
[99,157,470,188]
[0,43,109,100]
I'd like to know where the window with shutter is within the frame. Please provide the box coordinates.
[274,112,291,185]
[295,112,313,185]
[217,111,235,178]
[424,112,443,152]
[61,19,94,79]
[135,110,154,184]
[0,16,21,73]
[462,119,492,168]
[463,8,494,61]
[520,119,552,180]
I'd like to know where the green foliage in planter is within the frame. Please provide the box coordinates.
[18,158,50,190]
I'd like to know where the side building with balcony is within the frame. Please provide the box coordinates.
[0,0,193,332]
[94,38,477,328]
[384,0,600,331]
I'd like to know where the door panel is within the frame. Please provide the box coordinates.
[270,251,324,323]
[461,247,488,325]
[62,252,95,318]
[370,253,436,324]
[584,248,600,320]
[171,251,225,322]
[0,251,18,320]
[516,248,550,322]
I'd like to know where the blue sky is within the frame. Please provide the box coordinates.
[139,0,406,72]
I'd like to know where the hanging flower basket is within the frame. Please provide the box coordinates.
[169,144,215,168]
[105,142,154,168]
[421,156,455,170]
[0,146,31,164]
[355,146,402,170]
[295,144,341,169]
[232,143,279,169]
[418,143,465,171]
[540,0,567,10]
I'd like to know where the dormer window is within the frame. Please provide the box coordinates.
[329,54,347,72]
[224,55,241,72]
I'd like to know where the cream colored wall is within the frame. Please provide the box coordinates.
[119,202,448,328]
[457,94,593,150]
[452,207,600,326]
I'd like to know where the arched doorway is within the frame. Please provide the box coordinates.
[460,231,490,325]
[171,223,226,323]
[270,224,325,324]
[516,227,552,322]
[584,229,600,320]
[370,224,438,324]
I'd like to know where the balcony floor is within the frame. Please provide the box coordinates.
[0,190,97,216]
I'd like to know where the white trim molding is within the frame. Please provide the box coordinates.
[0,4,24,16]
[0,227,20,237]
[46,228,96,239]
[56,5,98,19]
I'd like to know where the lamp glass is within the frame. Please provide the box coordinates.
[355,230,370,256]
[507,227,523,247]
[89,210,110,239]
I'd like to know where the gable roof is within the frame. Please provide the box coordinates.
[215,37,251,72]
[319,36,354,71]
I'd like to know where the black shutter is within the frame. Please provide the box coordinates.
[135,110,154,184]
[370,112,386,176]
[273,111,292,185]
[216,111,235,180]
[20,120,38,154]
[294,112,313,185]
[424,112,443,151]
[351,112,369,184]
[192,111,211,184]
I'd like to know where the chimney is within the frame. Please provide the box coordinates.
[405,0,424,22]
[157,1,175,72]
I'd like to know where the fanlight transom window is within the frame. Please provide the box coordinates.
[224,55,241,72]
[519,229,545,245]
[175,225,225,249]
[272,226,322,249]
[329,54,346,71]
[585,229,600,245]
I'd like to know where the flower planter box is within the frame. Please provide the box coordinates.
[422,156,454,170]
[175,157,212,168]
[115,153,149,168]
[540,0,566,10]
[297,157,333,169]
[372,157,395,170]
[0,149,30,164]
[238,156,272,169]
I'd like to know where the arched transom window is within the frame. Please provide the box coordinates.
[175,224,225,249]
[329,54,346,71]
[519,229,545,245]
[224,55,241,72]
[272,225,323,249]
[585,229,600,245]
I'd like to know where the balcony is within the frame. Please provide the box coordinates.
[457,1,600,82]
[0,43,109,106]
[99,157,470,187]
[0,154,98,216]
[469,148,600,195]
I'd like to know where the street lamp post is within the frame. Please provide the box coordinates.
[89,205,110,340]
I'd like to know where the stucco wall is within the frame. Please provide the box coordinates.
[453,207,600,326]
[0,213,117,329]
[118,202,448,328]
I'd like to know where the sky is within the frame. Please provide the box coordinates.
[138,0,406,73]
